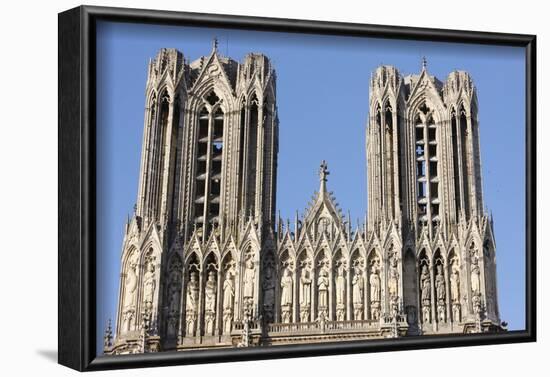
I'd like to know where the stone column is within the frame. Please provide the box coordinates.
[197,269,204,339]
[346,266,352,321]
[215,268,223,336]
[329,265,334,321]
[430,263,437,332]
[444,260,451,324]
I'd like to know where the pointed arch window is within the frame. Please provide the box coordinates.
[194,91,225,232]
[239,94,259,217]
[459,105,470,218]
[415,104,440,229]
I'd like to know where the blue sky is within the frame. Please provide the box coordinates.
[96,21,526,354]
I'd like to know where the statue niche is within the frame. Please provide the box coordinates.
[261,253,276,323]
[242,250,256,318]
[449,254,461,322]
[185,267,200,337]
[469,245,482,314]
[279,252,294,323]
[204,269,217,335]
[368,253,381,320]
[316,255,330,320]
[420,263,431,324]
[298,253,313,322]
[335,264,346,321]
[351,254,365,320]
[121,249,139,332]
[165,256,182,338]
[387,248,400,308]
[142,251,158,317]
[435,262,446,322]
[280,267,293,323]
[222,257,236,334]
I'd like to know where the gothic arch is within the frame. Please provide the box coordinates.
[190,72,236,112]
[403,248,419,328]
[202,249,220,271]
[164,253,183,338]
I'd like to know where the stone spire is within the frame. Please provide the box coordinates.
[421,56,428,71]
[212,37,219,53]
[103,319,113,350]
[319,160,330,194]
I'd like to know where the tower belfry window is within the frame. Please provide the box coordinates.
[415,106,439,229]
[194,92,224,230]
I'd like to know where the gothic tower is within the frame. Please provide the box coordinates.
[110,42,278,353]
[367,60,500,334]
[106,53,502,355]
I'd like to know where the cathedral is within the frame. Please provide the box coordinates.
[103,42,504,354]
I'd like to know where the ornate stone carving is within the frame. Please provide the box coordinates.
[450,261,460,303]
[262,257,275,322]
[243,259,255,300]
[122,252,139,332]
[205,270,217,335]
[185,271,199,336]
[352,266,364,320]
[388,252,399,301]
[471,256,481,295]
[166,259,182,337]
[142,260,157,314]
[369,265,381,303]
[420,265,431,323]
[435,264,446,322]
[335,265,346,320]
[299,268,312,321]
[371,302,381,320]
[317,267,329,318]
[108,52,505,352]
[280,267,293,323]
[223,267,235,333]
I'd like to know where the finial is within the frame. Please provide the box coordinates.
[212,37,219,52]
[421,56,427,71]
[319,160,330,194]
[103,319,113,349]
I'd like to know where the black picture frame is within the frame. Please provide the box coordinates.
[58,5,536,372]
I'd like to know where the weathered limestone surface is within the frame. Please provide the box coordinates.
[103,46,503,355]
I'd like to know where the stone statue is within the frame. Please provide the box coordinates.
[300,269,312,307]
[450,263,460,302]
[281,268,293,306]
[186,271,199,312]
[435,265,446,301]
[185,271,199,336]
[352,267,364,305]
[223,269,235,310]
[422,305,431,324]
[262,265,275,321]
[167,316,178,337]
[335,266,346,305]
[143,262,156,311]
[317,268,329,309]
[420,265,431,302]
[471,259,481,295]
[222,268,235,333]
[369,266,380,302]
[168,282,180,313]
[205,271,217,313]
[123,256,138,310]
[388,263,399,299]
[452,303,461,322]
[243,259,255,299]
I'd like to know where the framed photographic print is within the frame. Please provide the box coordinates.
[58,5,536,371]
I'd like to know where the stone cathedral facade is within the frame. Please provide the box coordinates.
[103,44,504,354]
